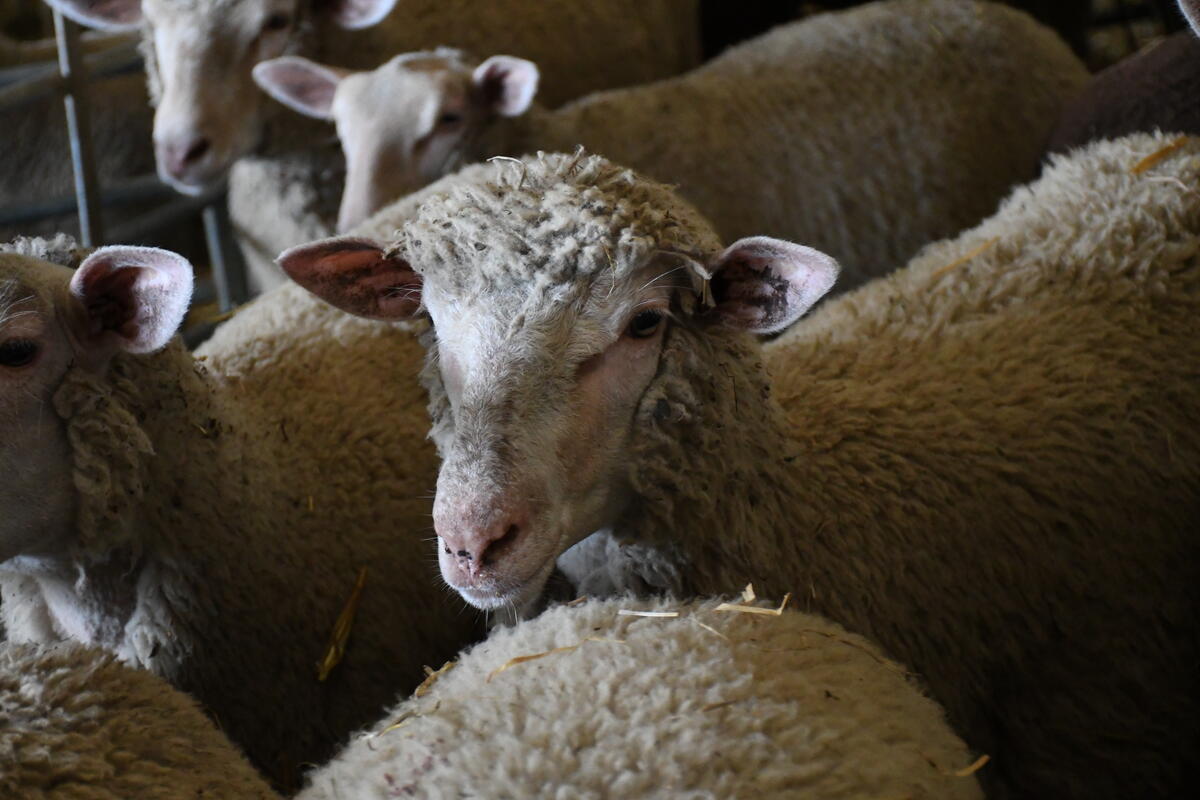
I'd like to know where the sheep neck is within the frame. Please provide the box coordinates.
[28,342,224,673]
[620,324,811,598]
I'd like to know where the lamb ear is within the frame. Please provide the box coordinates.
[277,236,422,321]
[473,56,539,117]
[253,57,349,120]
[43,0,143,32]
[1180,1,1200,36]
[704,237,839,334]
[323,0,398,30]
[69,246,194,356]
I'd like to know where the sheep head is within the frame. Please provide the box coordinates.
[0,240,192,566]
[253,48,539,231]
[279,153,838,614]
[46,0,399,194]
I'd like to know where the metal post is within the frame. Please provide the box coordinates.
[52,9,103,246]
[203,200,249,312]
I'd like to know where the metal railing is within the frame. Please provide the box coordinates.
[0,10,248,313]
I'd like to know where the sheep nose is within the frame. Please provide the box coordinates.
[158,135,212,178]
[438,517,525,579]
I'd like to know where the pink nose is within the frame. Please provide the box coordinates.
[437,511,527,580]
[158,136,211,179]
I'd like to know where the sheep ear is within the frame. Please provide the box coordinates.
[473,56,539,117]
[704,237,839,334]
[277,236,422,321]
[1180,1,1200,36]
[43,0,143,32]
[323,0,398,30]
[69,247,194,357]
[253,57,349,120]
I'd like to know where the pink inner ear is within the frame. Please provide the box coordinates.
[710,259,794,330]
[253,58,343,119]
[278,237,422,321]
[77,267,140,340]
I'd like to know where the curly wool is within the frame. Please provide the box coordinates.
[298,597,983,800]
[52,361,155,559]
[0,641,277,799]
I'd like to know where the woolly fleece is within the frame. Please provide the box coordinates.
[442,0,1088,292]
[298,597,984,800]
[0,641,276,799]
[0,240,482,791]
[380,136,1200,799]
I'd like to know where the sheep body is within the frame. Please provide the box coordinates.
[0,641,278,799]
[318,0,1087,291]
[1047,31,1200,155]
[298,597,984,800]
[0,238,481,791]
[311,135,1199,799]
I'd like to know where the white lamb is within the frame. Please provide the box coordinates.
[0,640,277,799]
[253,0,1088,290]
[0,235,481,791]
[277,137,1200,798]
[46,0,702,289]
[299,597,985,800]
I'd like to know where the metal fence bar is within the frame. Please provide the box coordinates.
[52,9,102,246]
[203,201,249,312]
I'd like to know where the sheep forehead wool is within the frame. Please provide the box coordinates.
[399,152,721,299]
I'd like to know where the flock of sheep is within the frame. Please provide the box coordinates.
[1,1,1198,799]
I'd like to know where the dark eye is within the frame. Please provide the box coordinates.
[0,338,38,368]
[627,310,665,339]
[438,111,463,126]
[263,13,291,32]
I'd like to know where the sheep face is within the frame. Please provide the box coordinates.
[278,154,838,612]
[47,0,399,194]
[0,245,192,566]
[253,49,538,231]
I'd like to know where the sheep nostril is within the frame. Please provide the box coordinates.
[183,138,211,165]
[456,549,471,560]
[480,524,520,566]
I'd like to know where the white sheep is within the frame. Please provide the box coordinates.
[46,0,702,290]
[277,136,1200,799]
[0,234,482,792]
[298,597,985,800]
[0,640,278,799]
[253,0,1087,291]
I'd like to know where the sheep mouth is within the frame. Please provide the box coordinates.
[444,550,558,611]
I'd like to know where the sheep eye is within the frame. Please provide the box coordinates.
[263,13,291,32]
[627,310,664,339]
[438,112,464,127]
[0,338,38,368]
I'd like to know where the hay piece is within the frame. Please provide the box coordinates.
[485,636,624,683]
[714,591,792,617]
[565,596,589,607]
[316,567,368,682]
[741,583,756,603]
[954,754,990,777]
[929,237,999,281]
[372,700,441,740]
[1131,135,1191,174]
[414,660,456,698]
[616,609,680,618]
[691,618,730,640]
[700,699,738,712]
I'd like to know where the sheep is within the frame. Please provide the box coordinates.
[252,0,1088,292]
[297,596,985,800]
[277,136,1200,799]
[46,0,702,291]
[0,234,483,792]
[0,640,278,799]
[1047,1,1200,157]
